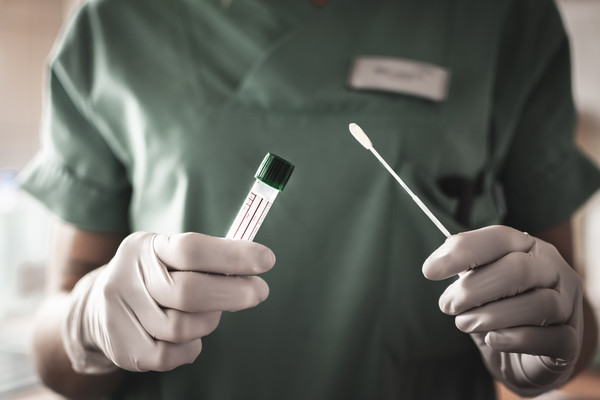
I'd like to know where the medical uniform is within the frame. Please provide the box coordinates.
[20,0,600,398]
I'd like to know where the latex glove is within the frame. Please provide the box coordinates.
[62,232,275,373]
[422,225,583,397]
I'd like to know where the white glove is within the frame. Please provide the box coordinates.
[62,232,275,373]
[422,225,583,397]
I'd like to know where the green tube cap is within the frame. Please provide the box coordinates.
[254,153,294,191]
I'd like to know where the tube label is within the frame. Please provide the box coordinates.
[226,191,273,241]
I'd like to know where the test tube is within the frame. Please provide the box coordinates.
[226,153,294,241]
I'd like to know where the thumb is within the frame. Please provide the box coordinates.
[423,225,535,280]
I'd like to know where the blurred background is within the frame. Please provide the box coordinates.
[0,0,599,399]
[1,1,78,399]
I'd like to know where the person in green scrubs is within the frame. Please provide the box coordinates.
[19,0,600,399]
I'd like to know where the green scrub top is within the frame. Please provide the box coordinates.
[19,0,600,399]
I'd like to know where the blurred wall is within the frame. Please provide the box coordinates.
[557,0,600,326]
[0,0,81,319]
[0,0,78,170]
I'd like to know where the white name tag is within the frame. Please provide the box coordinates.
[348,56,450,102]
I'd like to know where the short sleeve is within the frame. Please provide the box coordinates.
[18,6,131,233]
[495,0,600,232]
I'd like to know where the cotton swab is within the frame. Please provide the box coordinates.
[349,123,452,238]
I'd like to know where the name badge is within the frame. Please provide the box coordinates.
[348,56,450,102]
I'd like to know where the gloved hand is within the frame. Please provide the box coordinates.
[62,232,275,373]
[422,225,583,397]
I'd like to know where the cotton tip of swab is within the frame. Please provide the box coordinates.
[349,123,373,150]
